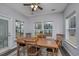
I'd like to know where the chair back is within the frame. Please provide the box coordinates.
[16,36,25,46]
[56,34,64,48]
[37,34,46,39]
[56,34,63,39]
[55,39,61,48]
[26,33,31,38]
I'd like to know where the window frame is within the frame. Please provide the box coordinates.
[65,13,77,48]
[16,20,24,37]
[34,21,53,37]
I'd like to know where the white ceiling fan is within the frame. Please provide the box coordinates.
[23,3,43,11]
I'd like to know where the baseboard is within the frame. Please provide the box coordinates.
[63,46,72,56]
[60,46,70,56]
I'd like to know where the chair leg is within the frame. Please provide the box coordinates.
[56,48,58,56]
[17,44,20,56]
[53,48,58,56]
[47,52,48,56]
[38,49,41,56]
[23,46,25,56]
[52,49,54,56]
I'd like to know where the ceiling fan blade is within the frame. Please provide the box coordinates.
[38,6,43,10]
[23,3,31,6]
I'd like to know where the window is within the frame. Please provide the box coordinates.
[35,22,42,35]
[44,22,52,37]
[16,20,24,37]
[65,12,77,47]
[34,22,53,37]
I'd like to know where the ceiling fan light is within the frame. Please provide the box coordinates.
[35,5,38,8]
[34,7,37,11]
[31,5,34,8]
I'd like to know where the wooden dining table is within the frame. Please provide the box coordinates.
[24,37,38,45]
[23,38,58,48]
[37,38,58,48]
[16,37,58,55]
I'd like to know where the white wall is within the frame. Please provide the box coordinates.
[27,13,64,39]
[0,4,28,49]
[63,3,79,56]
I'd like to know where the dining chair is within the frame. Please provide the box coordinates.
[53,34,64,56]
[53,39,60,56]
[46,40,60,56]
[46,39,54,56]
[56,34,64,47]
[16,37,26,56]
[46,48,54,56]
[26,33,31,38]
[26,45,41,56]
[26,36,41,56]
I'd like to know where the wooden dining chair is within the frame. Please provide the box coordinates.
[56,34,64,47]
[53,34,64,55]
[16,37,26,56]
[53,39,60,56]
[26,37,41,56]
[36,31,46,39]
[26,45,41,56]
[46,48,54,56]
[26,33,31,38]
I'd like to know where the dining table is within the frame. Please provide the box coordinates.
[16,37,58,56]
[23,38,58,48]
[36,38,58,48]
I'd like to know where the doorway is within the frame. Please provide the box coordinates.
[0,19,8,48]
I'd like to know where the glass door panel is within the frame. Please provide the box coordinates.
[3,39,8,47]
[0,19,8,48]
[0,40,3,48]
[0,22,3,48]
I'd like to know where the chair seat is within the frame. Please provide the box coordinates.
[28,46,40,53]
[46,48,52,52]
[30,46,40,50]
[27,46,41,56]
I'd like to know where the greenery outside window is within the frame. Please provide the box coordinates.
[16,20,24,37]
[35,22,53,37]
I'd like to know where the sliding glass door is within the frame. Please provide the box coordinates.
[0,19,8,48]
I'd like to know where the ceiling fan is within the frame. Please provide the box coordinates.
[23,3,43,11]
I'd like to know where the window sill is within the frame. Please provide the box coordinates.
[65,40,77,49]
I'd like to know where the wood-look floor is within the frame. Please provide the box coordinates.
[8,48,62,56]
[0,46,70,56]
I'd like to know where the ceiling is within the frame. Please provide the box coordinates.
[5,3,68,16]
